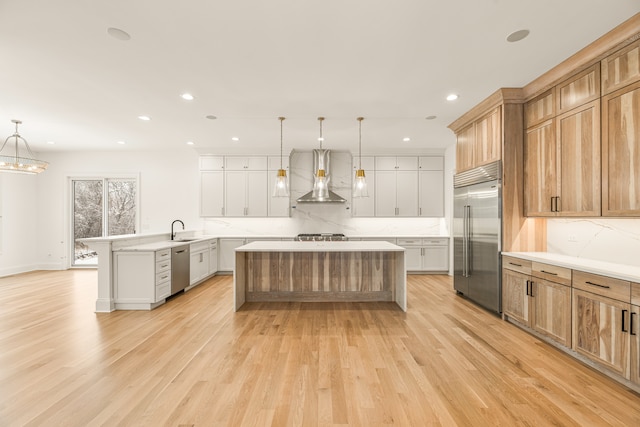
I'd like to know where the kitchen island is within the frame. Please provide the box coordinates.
[234,241,406,311]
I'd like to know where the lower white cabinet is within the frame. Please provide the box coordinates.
[218,238,246,272]
[190,241,210,285]
[113,248,171,309]
[397,238,449,272]
[209,240,218,275]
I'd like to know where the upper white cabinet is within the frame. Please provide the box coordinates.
[418,156,444,217]
[375,156,418,171]
[200,170,224,217]
[352,156,375,217]
[225,170,268,217]
[225,156,268,170]
[375,170,419,217]
[200,156,224,170]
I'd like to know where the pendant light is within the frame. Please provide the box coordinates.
[0,120,49,174]
[272,117,289,197]
[353,117,368,198]
[312,117,329,199]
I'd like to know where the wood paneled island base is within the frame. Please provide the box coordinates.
[234,241,406,311]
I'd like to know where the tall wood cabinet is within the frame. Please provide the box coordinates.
[524,65,601,217]
[454,106,501,173]
[631,282,640,385]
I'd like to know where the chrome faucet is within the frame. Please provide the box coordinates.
[171,219,184,240]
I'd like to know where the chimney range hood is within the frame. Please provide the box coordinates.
[296,149,347,203]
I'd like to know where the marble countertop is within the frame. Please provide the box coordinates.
[115,236,218,252]
[236,240,405,252]
[503,252,640,283]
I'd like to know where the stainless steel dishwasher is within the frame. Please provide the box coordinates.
[171,244,190,295]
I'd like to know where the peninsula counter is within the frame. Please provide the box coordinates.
[234,241,407,311]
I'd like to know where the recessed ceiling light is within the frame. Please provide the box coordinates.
[506,29,530,43]
[403,137,411,142]
[181,93,194,101]
[107,27,131,41]
[446,94,459,101]
[232,137,239,141]
[138,115,151,121]
[205,115,217,120]
[117,141,126,145]
[425,115,437,120]
[186,141,194,145]
[47,141,55,145]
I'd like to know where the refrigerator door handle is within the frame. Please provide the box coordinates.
[462,204,467,277]
[466,205,471,277]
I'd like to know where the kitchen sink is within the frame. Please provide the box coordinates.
[173,238,199,242]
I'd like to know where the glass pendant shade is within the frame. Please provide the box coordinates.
[352,117,368,198]
[312,169,329,199]
[272,117,289,197]
[353,169,368,197]
[273,168,289,197]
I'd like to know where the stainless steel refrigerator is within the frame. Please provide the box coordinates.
[453,161,502,314]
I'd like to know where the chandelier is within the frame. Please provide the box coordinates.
[0,120,49,174]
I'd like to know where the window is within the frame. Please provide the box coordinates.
[72,177,137,266]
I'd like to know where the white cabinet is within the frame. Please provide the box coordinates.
[352,156,375,217]
[200,171,225,217]
[218,238,246,272]
[225,156,268,170]
[113,248,171,309]
[208,240,218,275]
[200,156,224,171]
[225,170,268,217]
[375,170,418,217]
[375,156,418,170]
[268,156,291,217]
[190,241,210,285]
[396,238,449,272]
[418,156,444,217]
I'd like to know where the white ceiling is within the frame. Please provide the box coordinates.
[1,1,639,156]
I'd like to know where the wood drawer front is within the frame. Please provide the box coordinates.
[525,89,555,128]
[556,64,600,114]
[531,262,571,286]
[572,270,630,302]
[503,256,532,275]
[156,249,171,262]
[602,38,640,95]
[632,282,640,306]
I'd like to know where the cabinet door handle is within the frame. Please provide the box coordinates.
[526,280,530,296]
[555,196,560,212]
[541,270,558,276]
[631,312,637,336]
[550,197,554,212]
[419,207,422,216]
[509,262,522,267]
[585,281,610,289]
[622,309,628,333]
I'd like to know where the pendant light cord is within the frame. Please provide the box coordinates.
[318,117,324,150]
[278,117,285,169]
[357,117,364,170]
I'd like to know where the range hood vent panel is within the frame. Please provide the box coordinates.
[296,149,347,203]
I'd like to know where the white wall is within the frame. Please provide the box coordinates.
[0,172,38,276]
[547,218,640,267]
[35,150,203,270]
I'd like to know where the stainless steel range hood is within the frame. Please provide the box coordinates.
[296,149,347,203]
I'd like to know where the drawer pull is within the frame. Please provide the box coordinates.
[585,281,610,289]
[541,270,558,276]
[622,310,628,333]
[631,312,637,336]
[160,275,169,280]
[509,262,522,267]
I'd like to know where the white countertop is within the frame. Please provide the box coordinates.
[503,252,640,283]
[236,240,405,252]
[116,236,218,252]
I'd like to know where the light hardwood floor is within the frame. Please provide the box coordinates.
[1,270,639,426]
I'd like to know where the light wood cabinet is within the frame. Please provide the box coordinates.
[601,38,640,95]
[474,107,502,166]
[573,289,630,378]
[524,100,600,216]
[455,123,475,172]
[530,262,572,348]
[601,80,640,216]
[556,64,600,114]
[502,267,530,325]
[572,271,632,379]
[631,282,640,385]
[525,89,555,128]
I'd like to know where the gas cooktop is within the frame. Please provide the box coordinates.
[294,233,347,242]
